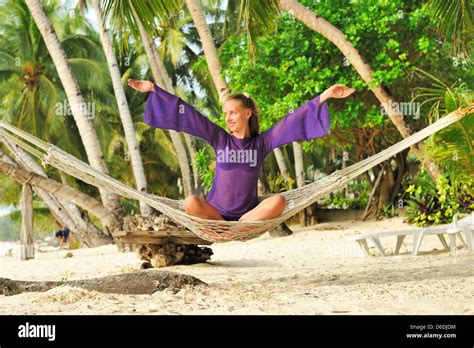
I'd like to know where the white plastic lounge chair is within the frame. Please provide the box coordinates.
[347,212,473,257]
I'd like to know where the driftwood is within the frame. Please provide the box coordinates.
[121,215,210,243]
[0,270,206,296]
[20,184,34,260]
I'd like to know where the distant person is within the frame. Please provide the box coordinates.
[55,225,70,249]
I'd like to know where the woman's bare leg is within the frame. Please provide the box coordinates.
[184,195,225,220]
[239,195,286,222]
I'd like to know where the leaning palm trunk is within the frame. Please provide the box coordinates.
[0,141,85,240]
[92,0,153,217]
[0,136,112,243]
[0,155,114,246]
[25,0,125,216]
[0,136,114,246]
[131,8,194,197]
[278,0,441,180]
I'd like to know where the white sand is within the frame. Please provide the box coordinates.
[1,216,473,315]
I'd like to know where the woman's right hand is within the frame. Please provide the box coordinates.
[127,79,154,93]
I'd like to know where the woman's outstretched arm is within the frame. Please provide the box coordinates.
[260,84,355,154]
[128,79,227,148]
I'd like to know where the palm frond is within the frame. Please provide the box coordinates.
[428,0,474,58]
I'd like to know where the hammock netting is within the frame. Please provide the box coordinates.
[0,103,472,243]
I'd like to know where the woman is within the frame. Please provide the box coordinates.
[128,79,355,222]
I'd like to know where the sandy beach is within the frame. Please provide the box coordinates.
[1,216,472,315]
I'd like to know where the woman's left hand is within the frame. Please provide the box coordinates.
[321,84,356,103]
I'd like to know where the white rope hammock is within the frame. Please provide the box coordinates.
[0,103,472,243]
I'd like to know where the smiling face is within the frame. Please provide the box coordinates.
[223,99,252,134]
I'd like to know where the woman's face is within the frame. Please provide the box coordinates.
[223,99,252,133]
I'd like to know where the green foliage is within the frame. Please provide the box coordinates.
[412,69,473,182]
[381,202,399,218]
[194,147,215,194]
[404,175,474,226]
[321,181,369,209]
[218,0,431,131]
[426,0,474,58]
[267,174,295,193]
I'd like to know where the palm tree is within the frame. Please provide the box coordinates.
[0,0,126,241]
[0,1,88,162]
[24,0,124,217]
[90,0,153,217]
[0,0,111,242]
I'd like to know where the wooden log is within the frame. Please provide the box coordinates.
[0,270,207,296]
[117,229,198,238]
[20,184,34,260]
[117,235,212,245]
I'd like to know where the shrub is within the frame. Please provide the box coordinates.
[404,175,474,226]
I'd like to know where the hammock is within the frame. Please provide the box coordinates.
[0,104,472,243]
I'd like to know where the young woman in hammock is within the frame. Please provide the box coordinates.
[128,79,355,223]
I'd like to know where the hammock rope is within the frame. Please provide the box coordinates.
[0,103,472,243]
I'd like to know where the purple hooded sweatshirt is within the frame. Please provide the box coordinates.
[144,85,331,219]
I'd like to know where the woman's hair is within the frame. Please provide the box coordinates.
[224,93,260,137]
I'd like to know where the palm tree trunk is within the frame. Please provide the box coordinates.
[20,183,34,260]
[293,141,307,226]
[0,140,113,246]
[183,133,202,191]
[92,0,153,217]
[131,8,194,197]
[273,147,289,179]
[278,0,441,180]
[0,135,112,236]
[0,140,83,239]
[185,0,231,100]
[25,0,125,216]
[0,156,115,246]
